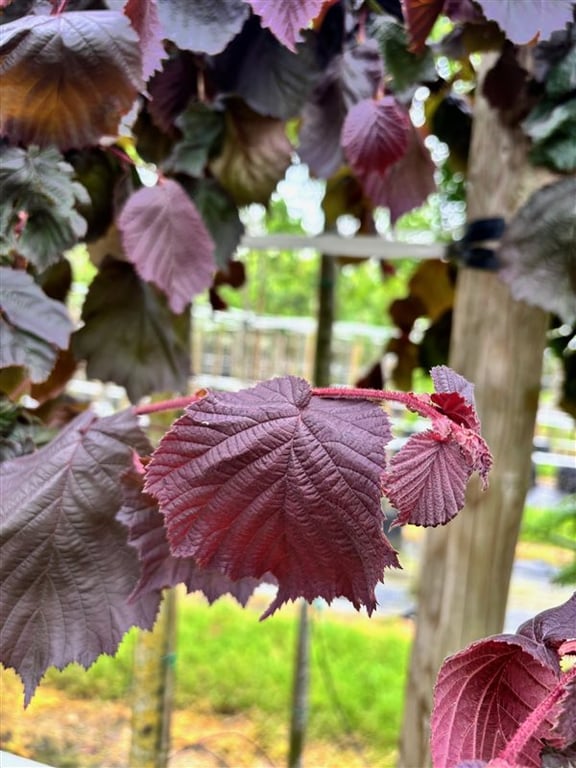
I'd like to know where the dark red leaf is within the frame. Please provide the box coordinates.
[0,11,143,149]
[118,179,216,314]
[403,0,445,54]
[342,97,410,180]
[146,52,198,134]
[431,635,561,768]
[431,364,477,407]
[145,376,400,618]
[118,455,267,606]
[361,118,436,223]
[299,41,382,178]
[517,593,576,654]
[430,393,480,430]
[124,0,167,80]
[245,0,328,52]
[0,409,156,706]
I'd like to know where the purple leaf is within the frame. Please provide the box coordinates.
[552,674,576,748]
[0,267,74,382]
[118,455,267,606]
[299,41,382,178]
[475,1,575,44]
[245,0,327,52]
[360,118,436,223]
[431,634,561,768]
[211,16,320,121]
[0,11,143,149]
[156,0,249,55]
[0,409,156,706]
[498,178,576,325]
[383,430,473,527]
[146,51,198,134]
[145,376,400,619]
[342,97,410,181]
[118,179,216,314]
[124,0,167,81]
[517,593,576,653]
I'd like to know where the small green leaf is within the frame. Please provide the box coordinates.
[372,17,436,95]
[163,104,225,177]
[546,44,576,98]
[0,146,88,268]
[522,98,576,143]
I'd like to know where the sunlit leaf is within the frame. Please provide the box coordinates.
[0,11,143,148]
[245,0,328,52]
[0,267,73,382]
[0,408,156,706]
[72,258,190,403]
[118,179,216,314]
[156,0,249,55]
[145,376,400,618]
[475,0,575,44]
[210,100,292,206]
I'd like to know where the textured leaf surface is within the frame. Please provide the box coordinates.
[145,376,400,618]
[383,365,491,526]
[211,16,320,121]
[0,408,156,706]
[124,0,167,80]
[210,101,292,207]
[372,16,436,94]
[156,0,249,54]
[0,11,142,148]
[0,268,73,382]
[299,41,382,178]
[475,0,575,44]
[361,119,435,223]
[245,0,327,52]
[342,97,410,181]
[72,259,190,403]
[431,598,576,768]
[118,456,265,605]
[118,179,216,314]
[498,178,576,324]
[0,145,88,268]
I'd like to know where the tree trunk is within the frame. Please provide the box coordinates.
[398,54,549,768]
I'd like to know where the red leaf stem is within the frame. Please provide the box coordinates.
[312,386,440,420]
[499,665,576,765]
[135,393,205,415]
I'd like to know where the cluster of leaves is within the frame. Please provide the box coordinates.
[432,595,576,768]
[2,365,492,705]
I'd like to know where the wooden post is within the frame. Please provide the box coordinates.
[130,589,177,768]
[398,54,550,768]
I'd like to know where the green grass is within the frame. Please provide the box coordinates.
[44,595,411,754]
